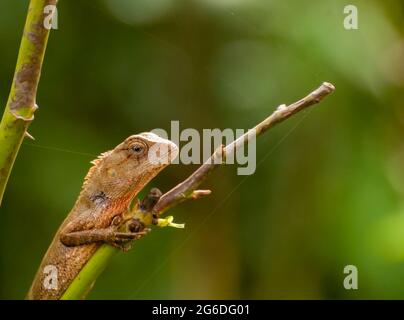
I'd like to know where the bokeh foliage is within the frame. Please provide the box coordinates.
[0,0,403,299]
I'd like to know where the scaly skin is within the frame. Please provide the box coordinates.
[27,133,178,300]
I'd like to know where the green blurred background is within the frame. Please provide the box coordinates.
[1,0,404,299]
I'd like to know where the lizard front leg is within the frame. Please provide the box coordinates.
[60,188,163,249]
[60,227,148,247]
[59,215,149,250]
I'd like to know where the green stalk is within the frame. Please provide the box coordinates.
[61,245,118,300]
[0,0,58,205]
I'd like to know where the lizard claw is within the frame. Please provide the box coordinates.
[108,240,132,252]
[107,228,151,251]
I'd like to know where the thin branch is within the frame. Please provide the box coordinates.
[154,82,335,215]
[61,82,335,300]
[0,0,57,205]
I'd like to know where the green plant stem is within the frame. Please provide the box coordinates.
[0,0,57,205]
[61,245,118,300]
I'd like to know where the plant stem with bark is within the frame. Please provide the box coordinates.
[0,0,57,205]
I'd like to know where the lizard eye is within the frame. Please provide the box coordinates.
[131,141,148,156]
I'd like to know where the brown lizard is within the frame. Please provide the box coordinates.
[26,132,178,300]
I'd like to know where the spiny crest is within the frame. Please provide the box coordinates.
[82,150,113,189]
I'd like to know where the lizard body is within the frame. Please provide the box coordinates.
[27,133,178,299]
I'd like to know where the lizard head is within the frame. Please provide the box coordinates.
[83,132,178,205]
